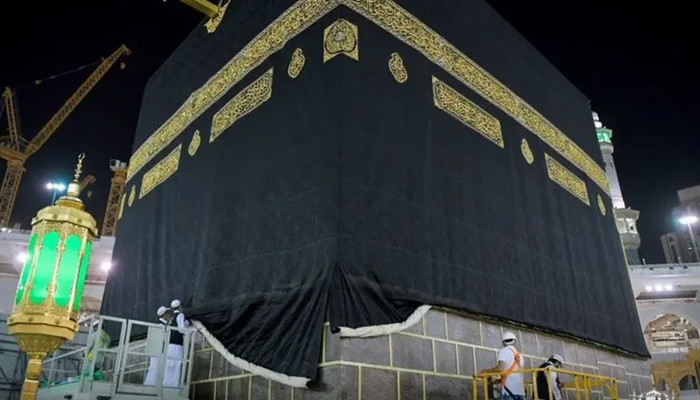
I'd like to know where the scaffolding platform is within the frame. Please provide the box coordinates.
[35,315,194,400]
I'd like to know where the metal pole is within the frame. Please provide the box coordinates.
[688,223,700,262]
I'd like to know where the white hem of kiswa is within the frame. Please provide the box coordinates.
[337,304,432,337]
[192,320,310,388]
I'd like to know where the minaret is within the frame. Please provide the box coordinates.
[594,112,642,264]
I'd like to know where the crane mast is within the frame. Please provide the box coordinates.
[102,160,127,237]
[0,44,130,227]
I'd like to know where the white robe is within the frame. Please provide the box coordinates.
[144,316,185,387]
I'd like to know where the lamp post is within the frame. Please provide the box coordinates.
[679,214,699,262]
[45,182,66,205]
[9,154,97,400]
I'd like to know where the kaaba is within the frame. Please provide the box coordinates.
[102,0,650,396]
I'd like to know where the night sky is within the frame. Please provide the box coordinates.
[1,1,698,263]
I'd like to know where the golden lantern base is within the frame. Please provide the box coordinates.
[8,316,79,400]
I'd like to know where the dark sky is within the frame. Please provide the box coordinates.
[1,1,698,263]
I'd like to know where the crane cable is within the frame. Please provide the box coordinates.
[33,58,105,86]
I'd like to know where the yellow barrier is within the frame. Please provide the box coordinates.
[474,368,619,400]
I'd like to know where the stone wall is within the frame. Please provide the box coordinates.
[189,308,653,400]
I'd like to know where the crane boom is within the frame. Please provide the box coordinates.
[79,174,96,192]
[23,44,132,157]
[1,88,21,151]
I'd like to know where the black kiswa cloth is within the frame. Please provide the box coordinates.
[102,0,649,386]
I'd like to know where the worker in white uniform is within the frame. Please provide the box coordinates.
[536,354,564,400]
[170,299,191,329]
[481,331,526,400]
[162,299,190,387]
[144,306,169,385]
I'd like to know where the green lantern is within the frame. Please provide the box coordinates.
[8,153,98,400]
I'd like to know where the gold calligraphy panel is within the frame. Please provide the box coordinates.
[140,145,182,199]
[126,0,338,183]
[210,69,274,143]
[126,0,609,199]
[432,77,503,148]
[545,153,590,206]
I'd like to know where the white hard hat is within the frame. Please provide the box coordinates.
[502,331,517,343]
[171,299,181,308]
[157,306,168,316]
[549,354,564,364]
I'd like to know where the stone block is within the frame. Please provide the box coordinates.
[215,380,227,400]
[481,322,503,349]
[211,350,242,378]
[457,345,475,376]
[639,377,653,392]
[434,341,458,374]
[194,382,215,400]
[425,309,447,339]
[361,368,397,400]
[627,375,641,397]
[618,382,630,399]
[446,313,481,345]
[621,356,640,375]
[577,345,597,366]
[399,372,423,400]
[404,316,424,335]
[272,380,293,400]
[228,376,251,399]
[610,366,626,382]
[425,375,470,400]
[296,366,340,400]
[340,365,358,400]
[537,335,564,359]
[193,349,212,381]
[325,325,341,363]
[638,361,652,376]
[251,375,269,400]
[562,341,578,365]
[392,334,434,371]
[520,330,538,356]
[598,364,611,378]
[474,348,497,372]
[341,336,390,366]
[596,349,619,366]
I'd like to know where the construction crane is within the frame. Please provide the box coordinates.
[0,44,131,227]
[79,174,96,193]
[102,159,127,236]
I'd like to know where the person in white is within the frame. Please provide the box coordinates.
[162,301,189,387]
[481,331,526,400]
[170,299,191,329]
[144,306,169,385]
[536,354,564,400]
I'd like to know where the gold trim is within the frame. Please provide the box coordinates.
[345,0,609,195]
[117,194,126,220]
[432,77,503,148]
[323,19,359,62]
[287,48,306,78]
[128,186,136,207]
[126,0,338,182]
[188,130,202,156]
[210,69,274,142]
[597,195,606,216]
[545,153,590,206]
[140,145,183,199]
[521,138,534,164]
[388,52,408,83]
[126,0,608,197]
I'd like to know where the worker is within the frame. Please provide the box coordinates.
[170,299,191,329]
[144,306,169,385]
[535,354,564,400]
[481,331,525,400]
[163,302,188,387]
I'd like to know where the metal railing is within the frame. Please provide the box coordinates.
[39,315,195,398]
[474,368,619,400]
